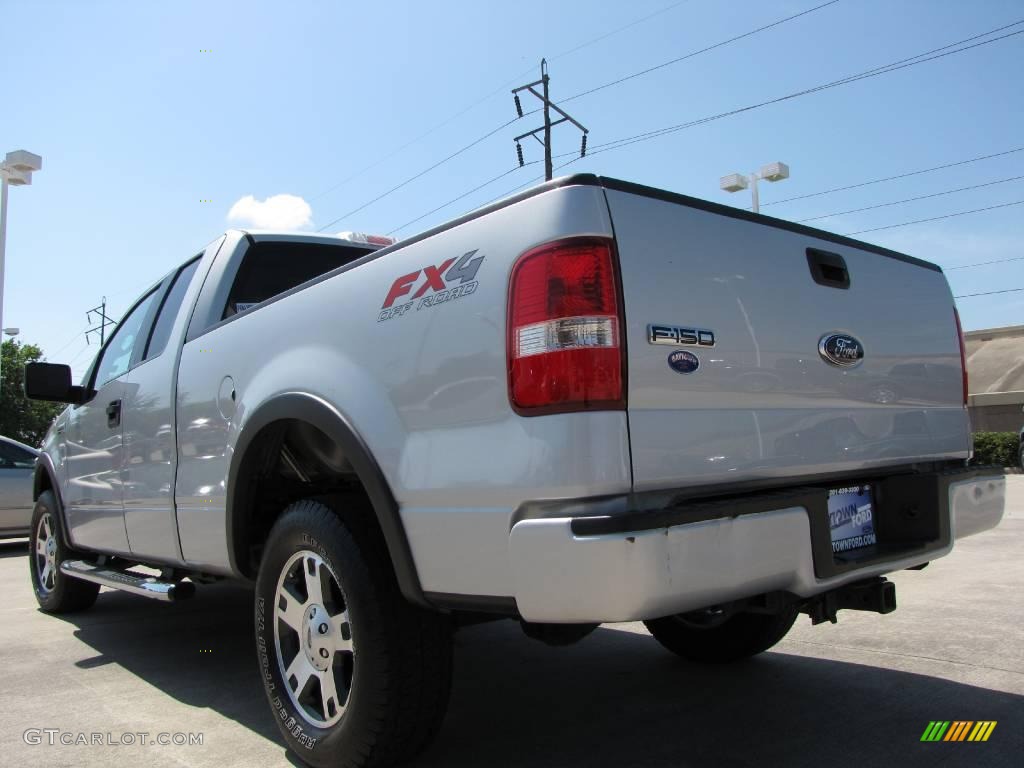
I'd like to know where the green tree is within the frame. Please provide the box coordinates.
[1,339,65,447]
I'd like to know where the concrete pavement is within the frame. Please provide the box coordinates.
[0,476,1021,767]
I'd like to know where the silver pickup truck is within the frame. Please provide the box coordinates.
[26,174,1005,768]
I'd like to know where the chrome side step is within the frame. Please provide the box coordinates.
[60,560,195,602]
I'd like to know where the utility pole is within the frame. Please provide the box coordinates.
[541,61,552,181]
[512,59,588,181]
[85,297,115,346]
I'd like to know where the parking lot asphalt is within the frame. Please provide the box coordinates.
[0,476,1021,768]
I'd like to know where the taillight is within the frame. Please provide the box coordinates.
[507,238,625,414]
[954,307,968,406]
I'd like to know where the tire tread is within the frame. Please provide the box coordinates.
[258,499,451,768]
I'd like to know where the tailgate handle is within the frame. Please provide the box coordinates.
[806,248,850,289]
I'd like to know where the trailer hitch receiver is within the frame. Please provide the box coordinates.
[801,577,896,625]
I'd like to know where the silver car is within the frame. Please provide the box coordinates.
[0,435,38,537]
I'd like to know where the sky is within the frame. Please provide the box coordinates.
[1,0,1021,380]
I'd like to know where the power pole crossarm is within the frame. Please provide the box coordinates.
[85,297,115,346]
[511,59,588,181]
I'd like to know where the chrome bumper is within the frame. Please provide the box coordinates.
[509,471,1005,623]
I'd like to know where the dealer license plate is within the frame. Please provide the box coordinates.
[828,484,877,554]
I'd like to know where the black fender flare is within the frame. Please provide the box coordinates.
[32,456,74,551]
[226,392,429,608]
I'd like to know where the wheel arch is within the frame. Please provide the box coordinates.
[226,391,429,608]
[33,459,56,502]
[32,456,74,550]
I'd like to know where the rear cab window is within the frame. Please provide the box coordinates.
[222,241,372,320]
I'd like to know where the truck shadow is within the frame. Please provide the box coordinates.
[0,539,29,558]
[55,581,1022,768]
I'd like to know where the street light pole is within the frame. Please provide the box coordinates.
[0,176,8,357]
[0,150,43,381]
[720,162,790,213]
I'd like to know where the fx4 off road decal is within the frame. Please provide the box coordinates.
[378,250,484,321]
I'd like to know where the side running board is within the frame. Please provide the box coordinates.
[60,560,196,602]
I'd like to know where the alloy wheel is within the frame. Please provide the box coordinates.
[274,550,355,728]
[34,512,57,593]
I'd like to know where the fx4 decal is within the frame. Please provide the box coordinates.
[378,250,484,321]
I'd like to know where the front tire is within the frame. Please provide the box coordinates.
[644,605,799,664]
[29,491,100,613]
[255,499,452,768]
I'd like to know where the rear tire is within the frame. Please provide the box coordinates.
[29,491,100,613]
[254,499,452,768]
[644,605,799,664]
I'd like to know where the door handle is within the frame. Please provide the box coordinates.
[106,399,122,429]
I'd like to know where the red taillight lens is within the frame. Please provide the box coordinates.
[954,307,968,406]
[508,238,624,413]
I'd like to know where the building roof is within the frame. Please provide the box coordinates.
[964,325,1024,395]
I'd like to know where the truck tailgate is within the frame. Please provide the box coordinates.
[602,181,970,492]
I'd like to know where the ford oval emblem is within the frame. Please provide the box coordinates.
[668,349,700,374]
[818,333,864,367]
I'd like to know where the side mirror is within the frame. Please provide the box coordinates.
[24,362,88,403]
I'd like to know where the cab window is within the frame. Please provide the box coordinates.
[145,258,201,361]
[93,289,160,386]
[222,242,370,319]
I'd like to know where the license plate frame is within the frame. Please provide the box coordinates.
[828,484,878,555]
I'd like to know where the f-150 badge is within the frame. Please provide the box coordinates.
[378,250,484,322]
[648,324,715,347]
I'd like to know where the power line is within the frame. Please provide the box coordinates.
[763,147,1024,207]
[316,117,520,232]
[947,256,1024,270]
[385,21,1024,240]
[387,163,538,236]
[547,0,694,64]
[309,0,695,204]
[845,199,1024,235]
[797,175,1024,222]
[954,288,1024,298]
[66,342,95,371]
[48,325,93,358]
[576,22,1024,158]
[317,2,846,230]
[561,0,843,104]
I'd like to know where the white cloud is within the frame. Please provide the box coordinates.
[227,193,312,230]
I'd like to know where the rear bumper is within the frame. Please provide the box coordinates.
[508,467,1005,623]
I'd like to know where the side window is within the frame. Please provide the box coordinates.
[93,289,160,386]
[222,242,370,319]
[144,259,201,361]
[0,441,36,468]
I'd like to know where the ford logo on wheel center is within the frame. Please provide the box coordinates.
[819,333,865,367]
